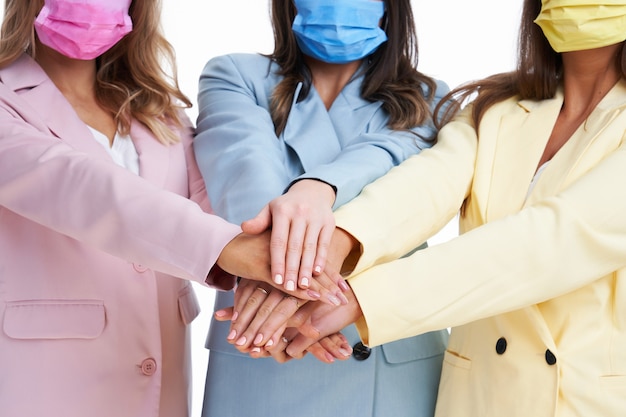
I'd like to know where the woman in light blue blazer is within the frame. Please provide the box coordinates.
[194,0,449,415]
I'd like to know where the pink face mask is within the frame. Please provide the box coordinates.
[34,0,133,60]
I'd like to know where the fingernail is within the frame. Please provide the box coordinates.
[235,336,247,346]
[227,330,237,341]
[251,347,261,354]
[307,290,321,299]
[285,281,295,291]
[327,294,341,306]
[314,265,321,274]
[265,339,274,348]
[253,333,264,345]
[274,274,284,285]
[325,352,335,362]
[338,279,350,292]
[214,310,227,318]
[339,348,352,357]
[300,277,309,288]
[232,311,239,322]
[337,291,349,305]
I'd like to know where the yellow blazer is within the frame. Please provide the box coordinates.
[334,80,626,416]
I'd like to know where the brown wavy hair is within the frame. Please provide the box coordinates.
[0,0,191,144]
[435,0,626,129]
[268,0,437,138]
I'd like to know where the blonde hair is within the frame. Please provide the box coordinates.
[0,0,191,144]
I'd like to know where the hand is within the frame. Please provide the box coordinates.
[225,278,298,351]
[286,285,363,359]
[217,231,342,304]
[305,333,353,363]
[241,179,336,292]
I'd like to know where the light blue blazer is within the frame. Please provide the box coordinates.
[194,53,449,417]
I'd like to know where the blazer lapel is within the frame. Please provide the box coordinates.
[130,120,170,187]
[281,70,381,173]
[281,82,342,173]
[1,54,109,159]
[527,80,626,206]
[486,93,563,220]
[0,54,170,186]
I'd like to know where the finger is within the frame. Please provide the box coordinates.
[252,296,303,347]
[311,223,333,277]
[267,210,290,287]
[214,307,234,321]
[240,205,272,235]
[297,223,322,289]
[248,346,271,359]
[309,272,347,305]
[282,216,306,292]
[232,290,284,349]
[263,323,288,352]
[285,332,319,359]
[318,333,352,360]
[305,342,336,363]
[232,279,262,316]
[228,282,271,344]
[268,331,300,364]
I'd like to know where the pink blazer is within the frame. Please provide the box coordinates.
[0,54,241,417]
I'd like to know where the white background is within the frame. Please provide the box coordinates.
[1,1,523,415]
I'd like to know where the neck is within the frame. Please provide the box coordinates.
[560,43,622,117]
[34,41,97,99]
[305,56,362,109]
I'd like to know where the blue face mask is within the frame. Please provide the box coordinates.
[292,0,387,64]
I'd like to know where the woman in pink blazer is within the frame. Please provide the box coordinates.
[0,1,278,416]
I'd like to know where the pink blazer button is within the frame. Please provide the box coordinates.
[133,263,148,273]
[140,358,157,376]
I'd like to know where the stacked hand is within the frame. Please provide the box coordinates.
[215,179,366,362]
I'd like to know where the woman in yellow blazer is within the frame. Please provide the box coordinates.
[234,0,626,416]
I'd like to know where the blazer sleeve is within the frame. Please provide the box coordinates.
[346,122,626,347]
[299,80,451,208]
[333,107,477,274]
[194,54,290,224]
[0,92,241,287]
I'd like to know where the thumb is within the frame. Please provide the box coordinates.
[241,204,272,235]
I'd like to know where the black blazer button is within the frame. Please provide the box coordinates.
[545,349,557,365]
[352,342,371,361]
[495,337,507,355]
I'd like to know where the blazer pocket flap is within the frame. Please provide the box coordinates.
[381,330,448,364]
[3,300,105,340]
[178,284,201,325]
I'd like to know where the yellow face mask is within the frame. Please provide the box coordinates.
[534,0,626,52]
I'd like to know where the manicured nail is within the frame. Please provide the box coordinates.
[327,294,341,306]
[265,339,274,348]
[253,334,264,345]
[285,281,295,291]
[232,311,239,322]
[337,291,349,305]
[274,274,284,285]
[227,330,237,341]
[338,279,350,292]
[214,309,227,318]
[314,265,321,274]
[339,348,352,357]
[251,347,261,354]
[307,290,321,299]
[235,336,247,346]
[300,277,309,288]
[325,352,335,362]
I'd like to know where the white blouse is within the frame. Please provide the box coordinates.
[88,126,140,175]
[527,161,550,199]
